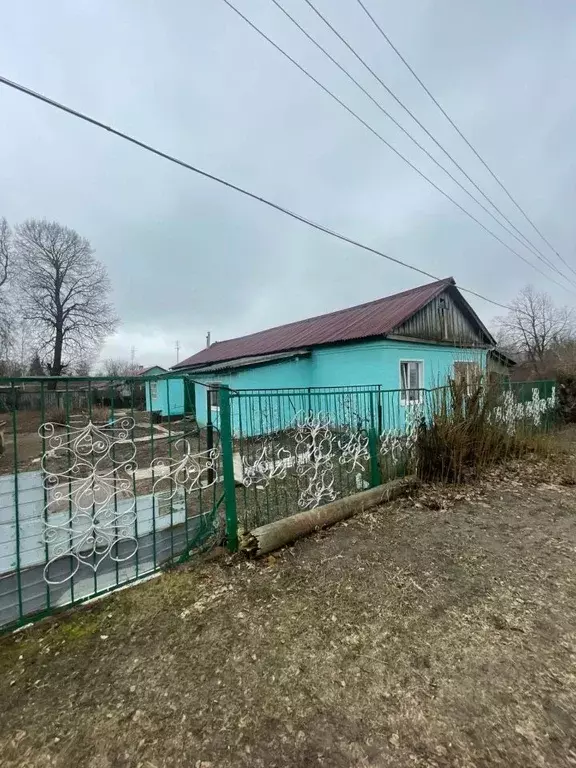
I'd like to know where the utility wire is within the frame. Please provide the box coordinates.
[220,0,569,292]
[301,0,569,281]
[269,0,575,287]
[0,72,523,316]
[355,0,576,278]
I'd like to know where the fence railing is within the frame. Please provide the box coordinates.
[226,385,421,534]
[0,376,558,632]
[0,375,222,632]
[223,379,559,535]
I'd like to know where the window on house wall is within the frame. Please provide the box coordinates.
[454,361,481,393]
[400,361,423,404]
[208,383,221,408]
[149,381,158,399]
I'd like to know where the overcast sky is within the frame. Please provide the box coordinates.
[1,0,575,368]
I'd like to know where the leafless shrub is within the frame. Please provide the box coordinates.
[416,379,552,484]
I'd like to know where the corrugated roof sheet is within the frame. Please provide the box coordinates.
[175,277,455,369]
[136,365,166,376]
[188,350,310,375]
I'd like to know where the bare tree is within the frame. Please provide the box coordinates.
[0,218,12,350]
[102,358,136,377]
[0,218,10,290]
[14,219,118,376]
[29,352,45,376]
[74,359,92,376]
[494,285,575,376]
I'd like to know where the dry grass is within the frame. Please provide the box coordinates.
[2,450,576,767]
[416,380,556,483]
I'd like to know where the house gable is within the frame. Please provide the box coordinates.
[391,286,494,346]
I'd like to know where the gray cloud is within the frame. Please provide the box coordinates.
[1,0,575,368]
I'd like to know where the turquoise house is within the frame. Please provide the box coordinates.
[134,366,190,417]
[151,278,513,432]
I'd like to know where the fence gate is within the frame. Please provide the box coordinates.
[0,374,223,632]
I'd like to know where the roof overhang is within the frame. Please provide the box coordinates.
[176,349,311,375]
[488,348,517,367]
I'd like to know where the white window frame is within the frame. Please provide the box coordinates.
[149,381,158,399]
[399,359,424,405]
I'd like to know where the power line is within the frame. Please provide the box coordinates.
[0,73,528,316]
[219,0,570,293]
[355,0,576,279]
[268,0,575,287]
[300,0,569,283]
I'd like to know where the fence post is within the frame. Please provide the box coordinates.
[368,391,380,487]
[206,388,215,486]
[218,385,238,552]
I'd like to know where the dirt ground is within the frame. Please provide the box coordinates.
[0,411,198,481]
[2,463,576,767]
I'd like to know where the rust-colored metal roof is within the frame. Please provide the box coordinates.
[175,278,455,369]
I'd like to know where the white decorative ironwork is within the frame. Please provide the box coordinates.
[242,416,371,496]
[405,402,425,435]
[338,429,369,472]
[525,386,556,426]
[493,387,556,433]
[39,417,138,585]
[380,403,423,466]
[380,429,406,465]
[294,411,337,509]
[151,439,219,499]
[242,443,291,487]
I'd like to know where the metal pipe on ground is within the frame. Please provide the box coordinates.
[240,476,419,556]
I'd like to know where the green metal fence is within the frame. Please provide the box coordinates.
[504,379,558,432]
[222,379,560,538]
[0,375,222,632]
[0,375,559,632]
[226,385,418,534]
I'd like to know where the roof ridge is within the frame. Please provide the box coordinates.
[205,277,453,348]
[175,277,457,370]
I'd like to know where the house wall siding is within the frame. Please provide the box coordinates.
[310,339,487,390]
[395,292,483,344]
[143,367,174,412]
[147,377,186,417]
[192,356,312,431]
[184,341,487,433]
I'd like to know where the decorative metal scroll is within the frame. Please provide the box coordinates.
[40,417,138,585]
[380,403,423,466]
[241,411,374,508]
[294,411,337,510]
[151,439,219,499]
[242,443,291,488]
[380,430,406,465]
[337,429,369,472]
[494,387,556,433]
